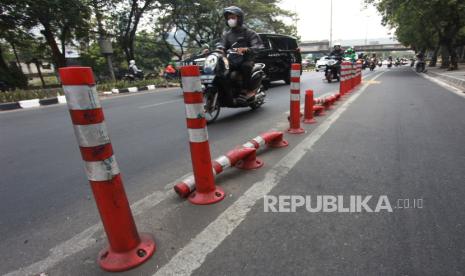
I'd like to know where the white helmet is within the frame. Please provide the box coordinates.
[129,60,136,66]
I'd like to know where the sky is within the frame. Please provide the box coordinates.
[278,0,394,43]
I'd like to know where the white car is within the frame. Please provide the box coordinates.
[315,56,332,72]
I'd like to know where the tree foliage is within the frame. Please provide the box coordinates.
[366,0,465,69]
[155,0,297,59]
[1,0,297,89]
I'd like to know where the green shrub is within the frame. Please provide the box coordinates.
[0,77,176,103]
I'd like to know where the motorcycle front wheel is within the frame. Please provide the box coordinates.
[203,92,220,123]
[325,71,332,83]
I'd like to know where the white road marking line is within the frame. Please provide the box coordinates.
[418,71,465,99]
[153,71,386,276]
[4,72,377,275]
[3,172,192,276]
[139,99,183,109]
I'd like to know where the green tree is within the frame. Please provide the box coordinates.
[0,0,30,88]
[366,0,465,70]
[15,0,92,68]
[155,0,297,59]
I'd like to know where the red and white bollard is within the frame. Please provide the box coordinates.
[340,61,351,95]
[174,131,288,198]
[356,60,363,85]
[59,67,155,272]
[180,65,225,205]
[350,62,356,90]
[303,89,316,124]
[288,63,305,134]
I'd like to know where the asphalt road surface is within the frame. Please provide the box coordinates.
[1,67,464,275]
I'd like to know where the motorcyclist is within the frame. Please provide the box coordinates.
[344,47,356,62]
[220,6,263,100]
[163,63,177,79]
[328,43,344,77]
[128,60,143,79]
[330,43,344,60]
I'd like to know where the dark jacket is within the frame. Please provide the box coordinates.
[330,49,344,60]
[221,26,263,60]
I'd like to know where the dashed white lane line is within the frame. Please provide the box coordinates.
[139,99,183,109]
[153,71,385,276]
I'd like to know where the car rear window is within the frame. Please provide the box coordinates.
[266,36,298,51]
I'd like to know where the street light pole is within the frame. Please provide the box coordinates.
[329,0,333,48]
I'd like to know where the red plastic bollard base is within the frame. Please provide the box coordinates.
[323,102,333,110]
[269,139,289,148]
[235,156,264,170]
[303,118,317,124]
[174,182,191,198]
[313,105,325,116]
[188,186,225,205]
[287,127,305,134]
[98,233,156,272]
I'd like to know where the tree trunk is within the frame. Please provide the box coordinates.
[447,44,458,70]
[34,60,46,88]
[10,42,23,73]
[40,20,67,68]
[0,46,10,71]
[440,46,450,68]
[460,46,465,61]
[429,45,440,67]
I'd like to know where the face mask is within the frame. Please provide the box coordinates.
[228,19,237,28]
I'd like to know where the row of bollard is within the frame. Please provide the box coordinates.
[58,60,362,272]
[58,65,289,272]
[287,60,363,135]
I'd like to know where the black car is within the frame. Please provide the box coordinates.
[255,33,302,85]
[182,33,301,85]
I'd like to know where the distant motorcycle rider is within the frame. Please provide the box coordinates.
[330,43,344,61]
[128,60,143,78]
[344,47,357,62]
[328,43,344,76]
[220,6,263,98]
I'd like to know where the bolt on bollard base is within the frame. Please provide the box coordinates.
[99,233,156,272]
[189,187,225,205]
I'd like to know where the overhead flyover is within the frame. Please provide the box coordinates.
[300,41,413,55]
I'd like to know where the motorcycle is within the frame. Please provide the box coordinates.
[324,56,340,83]
[123,70,144,81]
[362,60,369,70]
[415,59,426,73]
[198,45,267,123]
[369,59,376,71]
[387,60,393,68]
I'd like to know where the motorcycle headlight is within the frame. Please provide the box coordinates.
[327,60,336,65]
[203,55,218,73]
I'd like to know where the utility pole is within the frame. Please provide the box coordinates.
[329,0,333,48]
